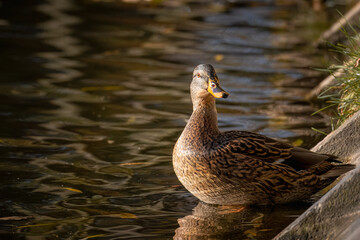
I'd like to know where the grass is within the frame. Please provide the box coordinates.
[315,24,360,130]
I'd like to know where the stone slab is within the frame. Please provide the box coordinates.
[274,110,360,239]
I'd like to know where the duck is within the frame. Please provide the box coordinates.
[172,64,355,205]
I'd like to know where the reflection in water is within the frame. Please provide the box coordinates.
[174,202,307,240]
[0,0,345,239]
[175,203,264,239]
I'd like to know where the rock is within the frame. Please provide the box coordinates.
[312,110,360,165]
[335,217,360,240]
[274,110,360,240]
[274,167,360,240]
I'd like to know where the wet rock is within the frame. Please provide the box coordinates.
[274,110,360,239]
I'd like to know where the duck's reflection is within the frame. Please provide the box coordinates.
[174,201,303,240]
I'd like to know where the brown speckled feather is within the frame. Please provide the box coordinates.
[172,64,355,205]
[216,131,293,161]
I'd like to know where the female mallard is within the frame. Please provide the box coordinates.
[173,64,354,205]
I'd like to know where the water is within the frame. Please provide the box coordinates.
[0,0,343,239]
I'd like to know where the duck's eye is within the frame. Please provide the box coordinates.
[197,73,201,78]
[211,82,216,88]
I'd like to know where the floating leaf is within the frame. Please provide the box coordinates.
[126,116,136,124]
[214,54,224,62]
[292,138,303,147]
[64,187,83,193]
[259,229,272,232]
[244,229,257,237]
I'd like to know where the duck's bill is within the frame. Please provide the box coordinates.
[208,80,229,98]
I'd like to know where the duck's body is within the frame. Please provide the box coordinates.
[173,64,354,205]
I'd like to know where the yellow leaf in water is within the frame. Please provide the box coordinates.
[244,229,257,237]
[118,162,147,166]
[214,54,224,62]
[85,234,106,239]
[259,229,272,232]
[111,213,138,219]
[292,138,304,147]
[126,116,136,124]
[64,187,83,193]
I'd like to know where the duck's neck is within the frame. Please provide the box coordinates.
[178,93,220,150]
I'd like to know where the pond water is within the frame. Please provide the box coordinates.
[0,0,345,239]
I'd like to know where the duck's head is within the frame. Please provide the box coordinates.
[190,64,229,101]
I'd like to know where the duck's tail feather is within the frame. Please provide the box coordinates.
[320,164,355,180]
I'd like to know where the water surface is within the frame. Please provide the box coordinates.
[0,0,342,239]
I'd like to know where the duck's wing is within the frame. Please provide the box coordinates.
[219,131,335,170]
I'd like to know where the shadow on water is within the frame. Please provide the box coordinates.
[0,0,347,239]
